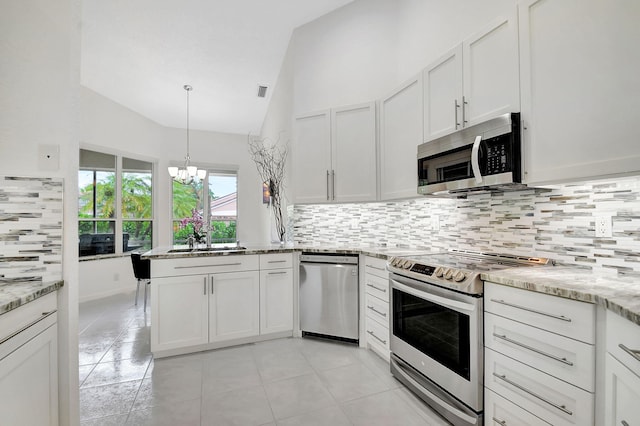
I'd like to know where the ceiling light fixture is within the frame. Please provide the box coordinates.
[168,84,206,184]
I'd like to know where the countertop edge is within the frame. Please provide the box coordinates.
[0,280,64,316]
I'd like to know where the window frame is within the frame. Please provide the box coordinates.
[170,165,239,246]
[79,146,156,258]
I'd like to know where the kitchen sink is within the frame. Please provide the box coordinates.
[168,246,247,253]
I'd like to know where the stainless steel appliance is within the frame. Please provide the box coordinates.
[417,112,524,195]
[299,253,359,342]
[388,250,548,426]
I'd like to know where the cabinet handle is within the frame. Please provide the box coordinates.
[367,330,387,345]
[462,95,468,126]
[175,262,242,269]
[490,299,572,322]
[331,170,335,200]
[621,421,630,426]
[210,276,214,294]
[367,305,387,317]
[0,310,56,346]
[366,264,386,271]
[367,283,387,293]
[619,344,640,363]
[267,260,287,264]
[203,277,207,295]
[455,99,461,129]
[326,170,330,201]
[492,417,507,426]
[492,373,573,416]
[493,333,574,366]
[268,271,287,275]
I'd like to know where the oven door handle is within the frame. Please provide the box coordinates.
[471,135,483,184]
[391,280,476,313]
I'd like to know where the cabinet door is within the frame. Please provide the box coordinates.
[605,354,640,426]
[151,275,209,352]
[379,74,423,200]
[260,269,293,334]
[210,271,260,342]
[0,324,58,425]
[519,0,640,184]
[331,102,377,202]
[423,45,463,141]
[463,9,519,127]
[292,110,332,203]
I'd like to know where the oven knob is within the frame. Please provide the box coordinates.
[444,269,454,280]
[434,267,444,277]
[453,271,466,282]
[402,260,412,269]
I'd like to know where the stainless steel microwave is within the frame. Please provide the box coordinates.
[417,113,524,195]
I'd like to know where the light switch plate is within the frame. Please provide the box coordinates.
[38,144,60,171]
[595,215,612,238]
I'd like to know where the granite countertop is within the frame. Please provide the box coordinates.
[0,280,64,316]
[142,243,434,260]
[482,266,640,326]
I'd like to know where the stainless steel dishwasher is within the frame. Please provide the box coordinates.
[299,253,359,343]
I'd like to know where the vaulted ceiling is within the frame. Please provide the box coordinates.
[81,0,354,134]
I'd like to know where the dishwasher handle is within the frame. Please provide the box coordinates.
[300,254,358,265]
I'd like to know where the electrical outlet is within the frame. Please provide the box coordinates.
[595,215,612,238]
[431,214,440,231]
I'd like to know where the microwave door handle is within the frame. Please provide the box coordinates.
[471,135,483,184]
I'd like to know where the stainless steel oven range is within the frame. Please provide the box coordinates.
[387,250,548,426]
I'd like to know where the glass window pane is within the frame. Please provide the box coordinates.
[173,220,190,245]
[172,178,204,219]
[95,171,116,218]
[209,173,237,243]
[78,170,93,217]
[78,221,116,256]
[123,221,152,252]
[122,171,152,219]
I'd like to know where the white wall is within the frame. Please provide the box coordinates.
[0,0,81,424]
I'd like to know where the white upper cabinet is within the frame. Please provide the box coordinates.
[519,0,640,184]
[292,110,332,204]
[293,102,376,204]
[423,45,463,141]
[423,9,519,142]
[379,74,423,200]
[331,103,377,202]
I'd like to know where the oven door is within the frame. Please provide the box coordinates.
[390,273,483,414]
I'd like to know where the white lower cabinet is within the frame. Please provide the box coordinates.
[260,268,293,335]
[150,253,294,356]
[210,271,260,342]
[485,388,550,426]
[0,292,58,425]
[484,282,596,425]
[604,311,640,426]
[363,256,390,360]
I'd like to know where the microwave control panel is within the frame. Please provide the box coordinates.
[484,134,512,175]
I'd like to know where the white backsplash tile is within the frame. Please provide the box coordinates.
[292,177,640,277]
[0,176,63,283]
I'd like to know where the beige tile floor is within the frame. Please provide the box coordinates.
[78,291,450,425]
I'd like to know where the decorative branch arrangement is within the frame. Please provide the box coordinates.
[248,133,288,243]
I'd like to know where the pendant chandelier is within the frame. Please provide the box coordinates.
[168,85,206,184]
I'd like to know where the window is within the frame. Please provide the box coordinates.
[79,149,153,257]
[172,171,237,245]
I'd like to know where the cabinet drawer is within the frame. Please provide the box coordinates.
[364,273,389,302]
[485,388,551,426]
[485,282,596,344]
[364,256,388,279]
[485,312,595,392]
[605,353,640,426]
[151,255,259,277]
[259,253,293,270]
[606,310,640,378]
[366,314,390,358]
[0,292,57,344]
[365,293,389,327]
[486,348,594,426]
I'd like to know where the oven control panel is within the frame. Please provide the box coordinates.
[389,257,467,283]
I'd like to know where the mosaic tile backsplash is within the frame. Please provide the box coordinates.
[0,176,63,283]
[292,177,640,277]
